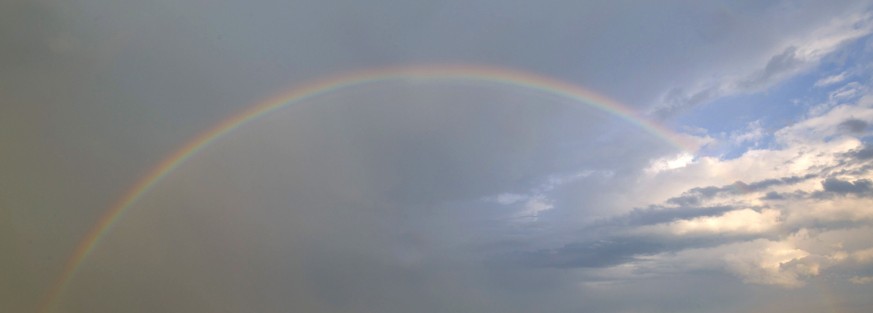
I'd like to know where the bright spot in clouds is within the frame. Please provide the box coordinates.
[666,208,780,235]
[646,152,696,174]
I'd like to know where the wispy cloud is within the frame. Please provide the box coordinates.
[654,12,873,118]
[485,170,599,220]
[815,71,849,87]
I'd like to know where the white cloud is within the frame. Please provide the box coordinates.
[829,82,868,102]
[593,80,873,288]
[723,240,814,288]
[645,153,695,174]
[783,197,873,228]
[788,12,873,61]
[814,71,848,87]
[808,83,872,116]
[638,87,873,208]
[492,193,527,205]
[666,209,781,236]
[730,120,767,146]
[777,96,873,144]
[515,196,554,220]
[637,239,816,288]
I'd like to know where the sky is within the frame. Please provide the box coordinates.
[4,0,873,312]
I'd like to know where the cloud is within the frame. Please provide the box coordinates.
[830,82,868,102]
[762,191,786,200]
[0,1,69,67]
[838,118,869,133]
[730,120,767,146]
[849,275,873,284]
[515,196,554,220]
[519,239,665,269]
[516,79,873,290]
[6,1,873,312]
[736,46,805,90]
[665,174,819,206]
[850,143,873,160]
[646,152,695,174]
[485,170,600,220]
[653,11,873,118]
[658,208,781,236]
[491,193,527,205]
[821,177,873,195]
[615,205,738,227]
[719,240,815,288]
[852,247,873,263]
[815,71,849,87]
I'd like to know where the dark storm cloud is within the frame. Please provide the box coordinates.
[512,201,773,270]
[48,77,655,313]
[519,166,869,271]
[762,191,786,200]
[613,205,738,227]
[839,118,870,133]
[514,222,775,270]
[666,174,818,205]
[520,173,873,272]
[820,177,873,195]
[849,143,873,160]
[0,1,63,67]
[519,238,666,268]
[748,174,819,190]
[666,186,720,206]
[5,1,873,313]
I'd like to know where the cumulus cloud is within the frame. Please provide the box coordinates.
[524,93,873,292]
[521,78,873,289]
[702,239,814,288]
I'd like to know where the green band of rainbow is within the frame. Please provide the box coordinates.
[38,64,694,313]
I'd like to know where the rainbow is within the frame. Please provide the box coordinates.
[37,64,695,312]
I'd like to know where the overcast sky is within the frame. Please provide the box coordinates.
[4,0,873,312]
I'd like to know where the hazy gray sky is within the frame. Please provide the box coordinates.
[4,0,873,312]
